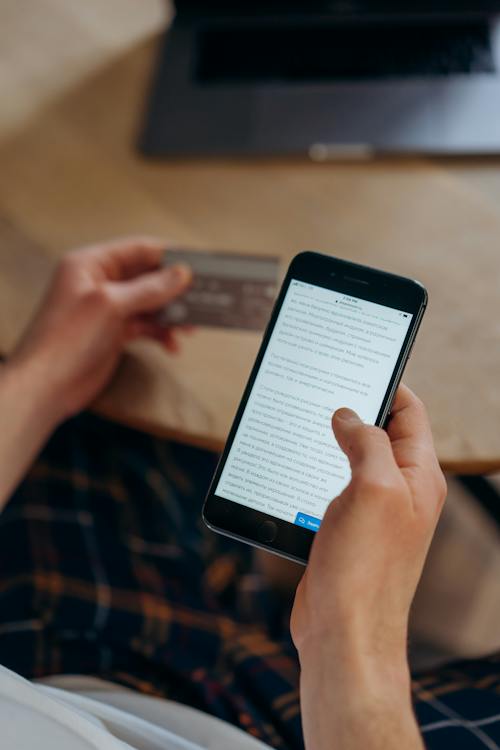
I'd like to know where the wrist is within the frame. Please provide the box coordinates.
[299,629,412,701]
[296,606,411,679]
[298,632,420,750]
[0,356,64,511]
[1,354,65,433]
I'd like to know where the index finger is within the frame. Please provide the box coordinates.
[388,385,447,514]
[76,237,167,280]
[386,384,441,480]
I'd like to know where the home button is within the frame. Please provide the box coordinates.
[258,520,278,544]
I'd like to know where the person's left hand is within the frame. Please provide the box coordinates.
[9,237,192,425]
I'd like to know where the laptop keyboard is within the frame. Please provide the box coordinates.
[196,21,495,83]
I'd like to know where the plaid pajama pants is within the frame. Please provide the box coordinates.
[1,413,500,749]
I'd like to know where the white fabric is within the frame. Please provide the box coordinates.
[0,665,272,750]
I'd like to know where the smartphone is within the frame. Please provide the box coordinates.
[203,252,427,564]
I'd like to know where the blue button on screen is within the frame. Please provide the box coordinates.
[294,512,321,532]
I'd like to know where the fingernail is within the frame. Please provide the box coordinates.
[165,263,191,285]
[334,408,360,423]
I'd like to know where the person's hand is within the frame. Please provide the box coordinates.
[8,237,192,426]
[291,385,446,750]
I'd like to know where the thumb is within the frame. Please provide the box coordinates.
[332,408,397,480]
[107,264,192,316]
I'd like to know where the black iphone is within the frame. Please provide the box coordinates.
[203,252,427,564]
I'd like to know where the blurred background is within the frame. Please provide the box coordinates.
[2,0,500,670]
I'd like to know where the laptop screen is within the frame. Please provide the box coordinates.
[175,1,500,16]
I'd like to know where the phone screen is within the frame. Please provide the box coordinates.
[215,278,413,532]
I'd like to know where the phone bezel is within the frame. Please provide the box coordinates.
[202,251,428,564]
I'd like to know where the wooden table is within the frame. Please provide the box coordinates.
[1,0,500,475]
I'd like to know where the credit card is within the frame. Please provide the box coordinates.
[159,249,279,331]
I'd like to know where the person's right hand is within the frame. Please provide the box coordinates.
[291,385,447,750]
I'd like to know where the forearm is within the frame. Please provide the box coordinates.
[0,359,60,512]
[298,638,423,750]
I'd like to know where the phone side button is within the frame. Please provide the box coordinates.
[258,520,278,543]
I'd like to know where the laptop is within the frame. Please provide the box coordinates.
[140,1,500,158]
